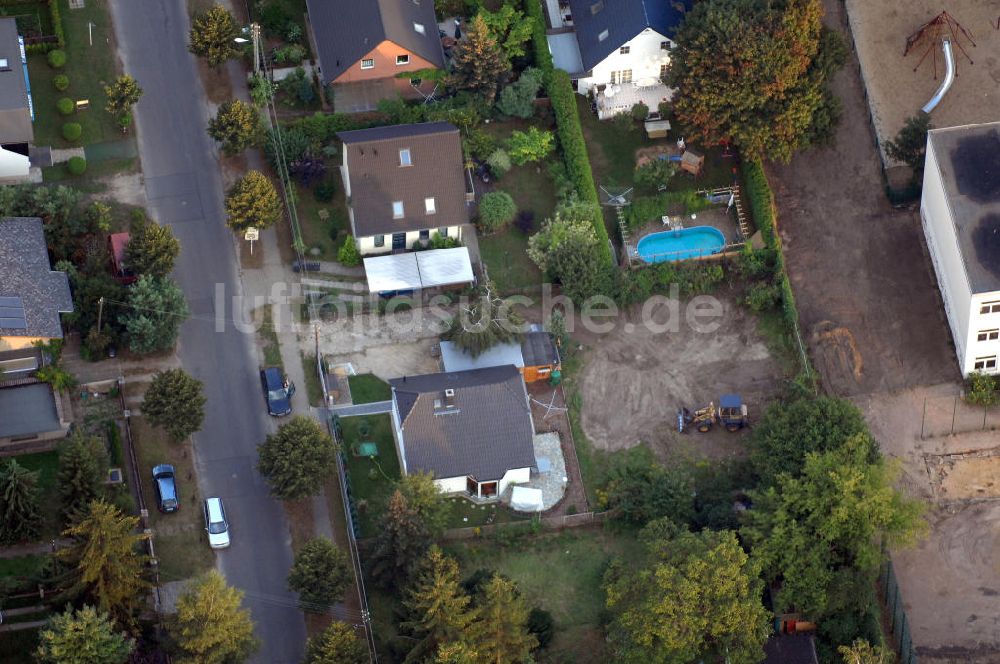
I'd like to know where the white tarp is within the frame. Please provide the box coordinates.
[415,247,474,288]
[365,247,474,293]
[364,253,421,292]
[440,340,523,373]
[510,486,544,513]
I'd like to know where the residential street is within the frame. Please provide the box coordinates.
[107,1,306,661]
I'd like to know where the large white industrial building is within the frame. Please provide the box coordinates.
[921,122,1000,376]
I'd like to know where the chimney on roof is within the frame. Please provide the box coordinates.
[444,388,455,408]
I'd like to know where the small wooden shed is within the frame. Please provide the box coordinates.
[520,330,561,383]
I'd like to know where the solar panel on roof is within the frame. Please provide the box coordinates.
[0,295,26,329]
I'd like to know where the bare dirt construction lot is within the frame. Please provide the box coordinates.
[574,292,785,462]
[845,0,1000,166]
[769,0,958,398]
[859,385,1000,663]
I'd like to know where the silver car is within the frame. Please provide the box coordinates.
[203,497,230,549]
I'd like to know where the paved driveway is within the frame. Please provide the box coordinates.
[769,0,958,397]
[108,1,305,661]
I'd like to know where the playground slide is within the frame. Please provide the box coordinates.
[922,39,954,114]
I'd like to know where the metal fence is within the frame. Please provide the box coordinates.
[920,394,1000,439]
[879,559,919,664]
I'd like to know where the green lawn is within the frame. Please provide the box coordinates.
[0,1,53,34]
[478,227,544,294]
[130,416,214,583]
[295,179,349,262]
[0,553,49,581]
[27,0,124,149]
[13,450,61,537]
[300,352,324,406]
[0,627,39,664]
[258,304,283,368]
[341,414,400,538]
[347,374,391,404]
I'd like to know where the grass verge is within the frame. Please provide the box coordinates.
[300,352,324,406]
[130,416,213,583]
[346,374,390,404]
[14,450,61,537]
[258,304,283,368]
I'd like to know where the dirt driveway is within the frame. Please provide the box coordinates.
[574,293,784,462]
[769,0,958,397]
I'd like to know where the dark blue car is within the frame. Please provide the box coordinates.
[152,464,178,512]
[260,367,294,417]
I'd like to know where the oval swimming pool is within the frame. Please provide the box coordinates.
[636,226,726,263]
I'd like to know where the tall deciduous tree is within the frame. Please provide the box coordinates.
[444,280,523,357]
[126,217,180,278]
[189,5,241,67]
[750,396,869,486]
[169,570,258,664]
[465,574,537,664]
[398,472,450,537]
[370,489,430,590]
[35,605,135,664]
[60,501,150,620]
[208,99,259,155]
[142,369,206,442]
[0,458,42,543]
[104,75,143,132]
[603,519,770,664]
[448,15,508,105]
[477,4,533,66]
[839,639,896,664]
[225,170,282,232]
[57,431,108,523]
[742,434,926,617]
[527,199,612,302]
[121,274,189,354]
[257,416,338,499]
[669,0,844,162]
[287,537,353,612]
[303,622,368,664]
[402,546,473,660]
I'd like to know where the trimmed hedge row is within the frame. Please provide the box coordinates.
[742,158,812,378]
[526,0,613,267]
[20,0,65,54]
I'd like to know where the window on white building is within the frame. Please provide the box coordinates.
[659,63,668,79]
[621,69,632,83]
[978,329,1000,342]
[981,301,1000,314]
[374,235,385,247]
[974,356,997,370]
[361,58,374,69]
[392,201,404,218]
[619,45,630,55]
[660,41,670,50]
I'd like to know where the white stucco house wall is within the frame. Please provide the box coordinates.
[388,366,537,502]
[920,122,1000,376]
[545,0,691,117]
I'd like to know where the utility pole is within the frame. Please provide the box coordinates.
[96,296,104,334]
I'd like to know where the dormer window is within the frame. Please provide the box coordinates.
[425,197,436,214]
[396,54,410,65]
[399,148,412,166]
[598,29,609,42]
[414,22,425,35]
[392,201,404,218]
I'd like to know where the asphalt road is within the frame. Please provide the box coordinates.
[107,1,306,661]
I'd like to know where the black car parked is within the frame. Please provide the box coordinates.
[260,367,294,416]
[152,464,179,512]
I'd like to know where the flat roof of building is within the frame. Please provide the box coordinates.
[0,383,60,439]
[0,18,31,145]
[928,122,1000,294]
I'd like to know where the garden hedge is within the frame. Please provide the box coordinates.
[526,0,612,267]
[62,122,82,142]
[47,48,66,68]
[53,74,69,91]
[67,156,86,175]
[56,97,74,115]
[20,0,65,54]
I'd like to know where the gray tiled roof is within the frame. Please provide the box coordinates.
[0,18,31,145]
[0,383,60,438]
[306,0,444,84]
[390,365,536,481]
[0,217,73,339]
[338,122,469,237]
[521,331,559,367]
[763,635,818,664]
[568,0,690,71]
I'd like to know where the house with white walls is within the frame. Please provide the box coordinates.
[544,0,690,118]
[921,122,1000,376]
[388,366,536,502]
[337,122,472,256]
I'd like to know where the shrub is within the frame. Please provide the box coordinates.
[62,123,82,142]
[47,49,67,68]
[57,97,75,116]
[634,159,677,192]
[506,127,554,165]
[67,156,87,175]
[486,148,511,177]
[631,102,649,121]
[745,281,780,312]
[313,178,335,202]
[965,372,1000,407]
[338,236,361,267]
[53,74,70,91]
[478,191,516,232]
[465,128,497,161]
[274,44,307,65]
[429,232,460,249]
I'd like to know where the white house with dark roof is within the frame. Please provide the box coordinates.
[921,122,1000,376]
[388,365,536,501]
[545,0,690,117]
[0,18,33,181]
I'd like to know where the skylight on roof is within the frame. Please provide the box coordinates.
[598,29,609,42]
[590,1,605,14]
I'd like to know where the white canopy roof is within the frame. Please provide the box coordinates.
[364,247,474,293]
[510,486,545,513]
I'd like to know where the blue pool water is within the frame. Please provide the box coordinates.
[636,226,726,263]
